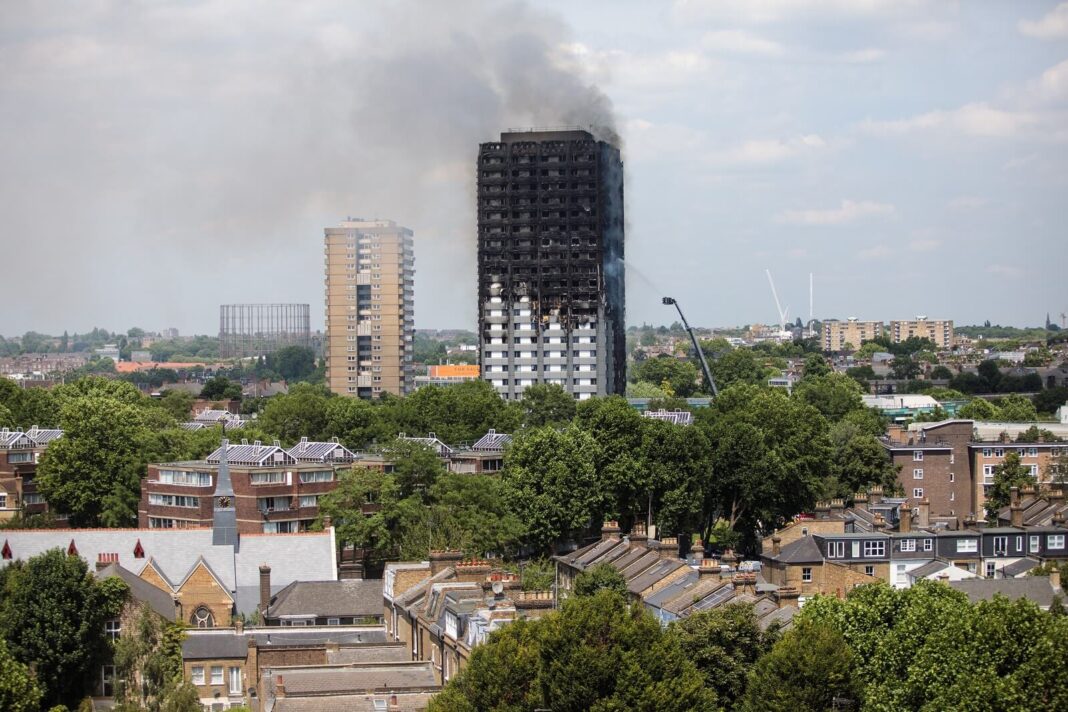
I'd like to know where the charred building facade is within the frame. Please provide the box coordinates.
[477,129,625,400]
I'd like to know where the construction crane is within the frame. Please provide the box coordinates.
[765,269,793,340]
[662,297,718,397]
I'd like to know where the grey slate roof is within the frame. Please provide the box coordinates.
[909,560,950,579]
[949,578,1060,609]
[268,579,384,619]
[95,562,177,621]
[327,644,410,665]
[271,662,440,694]
[770,536,824,564]
[0,528,337,614]
[182,626,387,659]
[273,693,437,711]
[1001,558,1041,577]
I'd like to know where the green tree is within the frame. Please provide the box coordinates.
[383,438,447,500]
[930,365,953,380]
[0,403,12,428]
[36,396,151,526]
[641,418,713,538]
[0,638,42,712]
[573,562,627,598]
[634,356,700,397]
[199,376,242,401]
[258,383,331,443]
[1034,386,1068,415]
[503,425,603,552]
[828,422,900,499]
[794,372,864,423]
[388,380,521,445]
[977,359,1002,391]
[890,354,921,380]
[317,467,421,563]
[265,345,317,382]
[740,620,858,712]
[997,393,1038,421]
[624,380,669,399]
[156,390,195,421]
[957,397,999,420]
[668,602,775,709]
[706,385,832,546]
[574,396,648,527]
[112,602,191,712]
[984,452,1036,521]
[430,591,715,712]
[519,383,576,428]
[325,396,391,449]
[710,347,768,389]
[0,549,128,708]
[801,353,831,379]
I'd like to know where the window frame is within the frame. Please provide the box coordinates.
[211,665,224,685]
[900,539,916,553]
[863,540,886,558]
[913,450,924,461]
[801,567,812,583]
[192,666,205,685]
[1049,534,1065,550]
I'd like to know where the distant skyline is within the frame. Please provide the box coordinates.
[1,0,1066,335]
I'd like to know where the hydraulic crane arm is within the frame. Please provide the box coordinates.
[662,297,718,398]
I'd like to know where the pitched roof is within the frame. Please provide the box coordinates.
[268,580,383,619]
[326,644,410,665]
[770,536,824,564]
[287,437,357,463]
[949,578,1059,609]
[0,528,337,614]
[0,429,34,449]
[95,562,177,621]
[1001,558,1041,577]
[909,560,950,579]
[272,695,437,712]
[206,440,296,466]
[25,427,63,445]
[471,429,511,451]
[182,626,387,659]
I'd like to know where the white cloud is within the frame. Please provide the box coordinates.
[947,196,987,211]
[858,245,892,260]
[1028,58,1068,105]
[713,134,827,166]
[908,238,941,252]
[559,42,716,91]
[838,48,886,63]
[702,29,784,56]
[1019,2,1068,39]
[674,0,925,24]
[778,199,896,225]
[986,264,1024,278]
[860,102,1039,138]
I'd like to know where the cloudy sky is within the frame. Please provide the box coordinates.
[1,0,1066,336]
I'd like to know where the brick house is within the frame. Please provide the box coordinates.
[0,426,63,519]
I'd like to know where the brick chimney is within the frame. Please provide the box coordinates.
[96,552,118,571]
[899,507,911,534]
[1049,489,1065,505]
[771,531,782,557]
[854,491,869,511]
[689,538,704,565]
[259,565,271,615]
[429,550,463,576]
[601,521,621,541]
[629,521,648,544]
[658,537,679,560]
[1010,487,1024,527]
[830,498,845,518]
[1051,567,1062,592]
[276,675,285,698]
[870,485,884,505]
[873,513,886,531]
[917,499,930,529]
[815,501,830,519]
[235,618,244,634]
[698,558,719,578]
[455,558,492,582]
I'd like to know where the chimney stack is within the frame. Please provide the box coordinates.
[629,521,648,544]
[830,498,845,518]
[259,565,271,615]
[601,521,621,542]
[854,491,869,511]
[698,558,719,578]
[1051,567,1062,592]
[658,537,679,560]
[689,538,704,565]
[429,550,463,576]
[1010,487,1024,527]
[771,531,782,557]
[870,485,884,505]
[899,508,911,534]
[917,499,930,529]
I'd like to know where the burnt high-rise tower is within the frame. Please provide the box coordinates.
[477,129,624,400]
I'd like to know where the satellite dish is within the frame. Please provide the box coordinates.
[491,581,504,595]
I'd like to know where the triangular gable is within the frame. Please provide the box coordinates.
[67,539,78,556]
[138,557,176,592]
[133,539,145,559]
[1,540,10,560]
[176,556,234,602]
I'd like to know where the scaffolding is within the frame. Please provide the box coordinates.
[218,304,310,358]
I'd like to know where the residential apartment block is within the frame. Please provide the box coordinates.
[890,316,954,348]
[821,318,883,352]
[325,218,415,398]
[138,438,371,534]
[0,426,63,519]
[882,419,1066,524]
[477,129,625,400]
